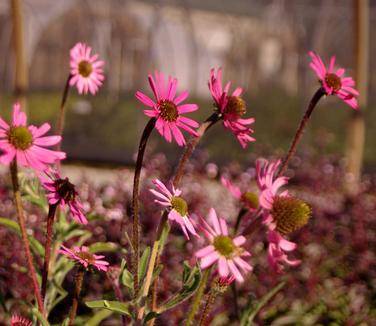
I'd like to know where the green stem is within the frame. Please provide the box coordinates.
[278,88,325,177]
[137,213,168,321]
[185,268,211,326]
[10,161,45,316]
[68,268,85,326]
[41,203,58,302]
[131,117,156,296]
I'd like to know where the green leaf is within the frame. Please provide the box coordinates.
[89,242,119,253]
[86,309,113,326]
[240,281,286,326]
[139,246,151,281]
[158,262,201,313]
[157,222,171,256]
[121,267,133,290]
[144,311,160,324]
[0,217,45,256]
[86,300,130,316]
[31,307,50,326]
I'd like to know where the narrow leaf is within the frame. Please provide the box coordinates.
[240,281,286,326]
[86,300,130,316]
[0,217,45,256]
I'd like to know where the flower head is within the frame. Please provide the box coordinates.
[256,159,311,234]
[41,169,87,224]
[208,68,255,148]
[309,51,359,109]
[150,179,197,239]
[70,42,105,95]
[11,315,32,326]
[136,71,199,146]
[221,176,259,211]
[59,245,109,271]
[267,230,300,273]
[195,208,252,282]
[0,103,66,170]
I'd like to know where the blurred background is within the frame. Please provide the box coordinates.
[1,1,376,325]
[0,0,375,170]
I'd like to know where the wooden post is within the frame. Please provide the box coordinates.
[345,0,369,195]
[10,0,28,111]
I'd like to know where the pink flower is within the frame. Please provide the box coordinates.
[59,245,109,271]
[256,159,288,227]
[150,179,198,239]
[0,103,66,170]
[195,208,252,282]
[267,230,300,273]
[136,71,199,146]
[11,315,32,326]
[208,68,255,148]
[309,51,359,109]
[41,169,88,224]
[70,42,105,95]
[256,159,310,272]
[221,176,259,211]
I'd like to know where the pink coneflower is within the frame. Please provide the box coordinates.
[256,159,310,272]
[256,159,310,234]
[221,176,259,211]
[267,230,300,273]
[59,245,109,271]
[135,71,199,146]
[41,169,87,224]
[309,51,359,109]
[11,315,32,326]
[69,42,105,95]
[208,68,255,148]
[0,103,66,170]
[195,208,252,282]
[150,179,198,239]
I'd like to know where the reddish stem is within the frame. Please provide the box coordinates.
[10,161,45,316]
[41,203,58,301]
[278,88,325,177]
[68,267,85,326]
[131,117,156,296]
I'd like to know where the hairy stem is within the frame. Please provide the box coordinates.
[173,112,220,186]
[68,268,85,326]
[199,286,218,326]
[132,117,156,296]
[185,268,211,326]
[278,88,325,177]
[41,203,58,301]
[10,161,45,316]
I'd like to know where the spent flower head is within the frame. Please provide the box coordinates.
[0,103,66,170]
[208,68,255,148]
[59,245,109,272]
[195,208,252,282]
[70,42,105,95]
[309,51,359,109]
[41,169,88,224]
[150,179,198,239]
[136,71,199,146]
